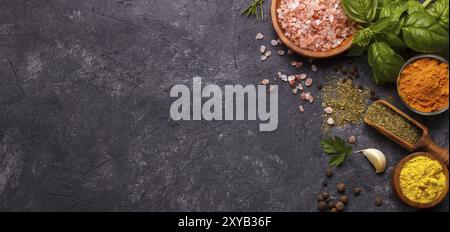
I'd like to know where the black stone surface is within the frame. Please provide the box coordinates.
[0,0,448,212]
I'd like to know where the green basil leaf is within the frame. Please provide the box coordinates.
[379,1,407,34]
[368,42,405,85]
[379,0,407,19]
[402,12,449,53]
[391,17,405,35]
[427,0,449,30]
[407,0,425,14]
[375,33,407,50]
[342,0,378,23]
[370,17,397,32]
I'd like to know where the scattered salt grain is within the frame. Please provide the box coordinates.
[288,75,296,87]
[299,105,305,113]
[281,75,288,82]
[292,88,298,94]
[255,33,264,40]
[261,79,270,85]
[278,50,285,56]
[261,55,267,61]
[327,117,335,125]
[287,49,294,55]
[305,78,313,87]
[290,60,299,67]
[300,73,307,80]
[311,65,318,72]
[300,92,307,101]
[277,39,283,45]
[271,40,279,46]
[324,107,333,114]
[305,92,314,103]
[297,83,304,90]
[348,136,356,144]
[260,45,267,54]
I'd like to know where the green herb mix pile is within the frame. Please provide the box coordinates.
[343,0,449,84]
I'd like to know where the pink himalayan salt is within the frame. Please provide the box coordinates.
[277,0,356,52]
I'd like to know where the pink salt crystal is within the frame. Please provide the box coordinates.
[287,49,294,55]
[277,0,356,52]
[305,78,313,87]
[300,92,307,101]
[295,62,303,69]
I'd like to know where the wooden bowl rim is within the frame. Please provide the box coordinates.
[270,0,354,59]
[392,152,449,209]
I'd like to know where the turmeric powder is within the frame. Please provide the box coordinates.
[400,156,446,204]
[398,58,449,113]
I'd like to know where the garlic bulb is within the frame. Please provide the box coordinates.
[358,149,387,174]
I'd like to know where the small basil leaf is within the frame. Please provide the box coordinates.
[375,33,407,50]
[407,1,425,14]
[427,0,449,30]
[368,42,405,84]
[342,0,378,24]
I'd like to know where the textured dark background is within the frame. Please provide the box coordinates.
[0,0,448,212]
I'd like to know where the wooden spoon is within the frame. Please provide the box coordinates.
[270,0,353,59]
[364,100,449,167]
[392,152,449,209]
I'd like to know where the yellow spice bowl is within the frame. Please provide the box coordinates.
[392,152,449,209]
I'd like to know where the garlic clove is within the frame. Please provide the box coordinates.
[359,149,387,174]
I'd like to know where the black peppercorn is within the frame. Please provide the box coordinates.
[339,195,349,205]
[318,193,325,202]
[335,201,345,212]
[328,200,336,209]
[325,168,333,178]
[318,201,328,212]
[354,187,362,196]
[375,196,383,207]
[337,183,346,193]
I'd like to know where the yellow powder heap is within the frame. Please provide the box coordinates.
[400,156,446,203]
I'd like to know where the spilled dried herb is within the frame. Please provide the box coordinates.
[322,79,370,127]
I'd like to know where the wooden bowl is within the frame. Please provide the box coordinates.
[270,0,353,59]
[392,152,449,209]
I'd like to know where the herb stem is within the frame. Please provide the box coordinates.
[242,0,265,20]
[422,0,432,8]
